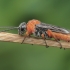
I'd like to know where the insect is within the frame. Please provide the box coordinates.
[34,23,70,49]
[0,19,70,49]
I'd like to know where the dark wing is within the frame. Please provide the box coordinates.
[35,23,70,34]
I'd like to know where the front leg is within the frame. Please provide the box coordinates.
[21,31,29,44]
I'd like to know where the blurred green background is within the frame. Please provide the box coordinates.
[0,0,70,70]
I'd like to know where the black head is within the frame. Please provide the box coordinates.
[18,22,26,36]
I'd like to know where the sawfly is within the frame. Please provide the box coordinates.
[0,19,70,49]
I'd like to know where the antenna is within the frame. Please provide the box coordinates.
[0,27,18,32]
[0,22,26,34]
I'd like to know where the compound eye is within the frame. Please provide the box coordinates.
[21,28,24,31]
[20,25,26,31]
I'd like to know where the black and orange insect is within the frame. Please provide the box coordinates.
[0,19,70,49]
[34,23,70,49]
[20,19,67,46]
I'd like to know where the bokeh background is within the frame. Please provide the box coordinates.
[0,0,70,70]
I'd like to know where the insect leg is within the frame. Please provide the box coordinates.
[21,34,33,45]
[55,39,62,49]
[21,36,26,44]
[41,34,49,48]
[44,38,49,48]
[47,29,62,49]
[21,32,29,44]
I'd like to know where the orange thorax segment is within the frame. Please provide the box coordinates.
[26,19,41,34]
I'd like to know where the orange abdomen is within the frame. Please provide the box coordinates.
[47,29,70,42]
[26,19,41,34]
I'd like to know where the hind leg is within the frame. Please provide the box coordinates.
[43,38,49,48]
[55,39,62,49]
